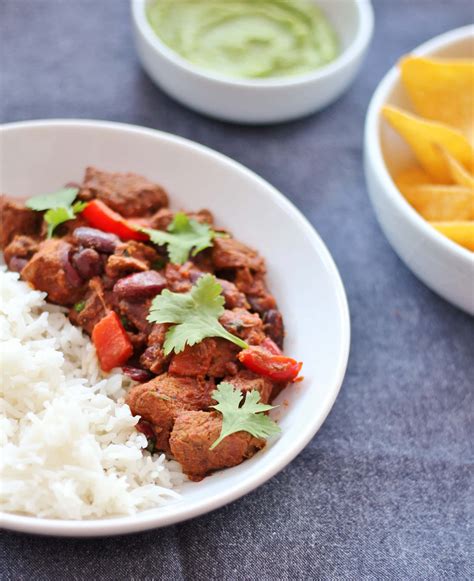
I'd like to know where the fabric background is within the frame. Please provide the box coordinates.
[1,1,472,579]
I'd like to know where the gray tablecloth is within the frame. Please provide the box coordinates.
[1,1,472,579]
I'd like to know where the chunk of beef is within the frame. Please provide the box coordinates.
[79,166,169,217]
[147,323,168,346]
[208,340,240,377]
[139,323,170,375]
[234,267,277,314]
[116,240,158,264]
[191,209,214,226]
[169,338,239,378]
[169,411,265,481]
[191,248,214,273]
[126,374,214,452]
[216,278,249,309]
[164,262,196,293]
[69,278,108,334]
[106,254,149,278]
[0,195,42,248]
[147,208,174,231]
[223,369,274,404]
[148,208,214,231]
[118,297,153,334]
[140,344,170,376]
[219,308,265,345]
[20,239,84,305]
[4,235,39,268]
[169,341,213,377]
[105,241,158,278]
[127,331,148,352]
[212,238,264,272]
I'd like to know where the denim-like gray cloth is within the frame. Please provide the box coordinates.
[1,0,472,579]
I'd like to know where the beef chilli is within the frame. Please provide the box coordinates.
[1,167,302,481]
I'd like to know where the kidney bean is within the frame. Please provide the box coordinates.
[122,366,153,383]
[59,243,83,287]
[8,256,28,273]
[263,309,284,348]
[72,248,103,279]
[113,270,167,299]
[73,227,119,254]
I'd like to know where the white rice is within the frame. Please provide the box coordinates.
[0,268,183,519]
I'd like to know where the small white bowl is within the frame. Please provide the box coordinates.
[0,120,350,536]
[131,0,373,124]
[364,26,474,315]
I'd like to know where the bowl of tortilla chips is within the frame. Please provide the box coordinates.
[365,25,474,315]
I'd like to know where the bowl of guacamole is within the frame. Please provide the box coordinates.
[131,0,374,123]
[146,0,339,80]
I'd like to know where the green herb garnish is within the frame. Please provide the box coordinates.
[26,187,78,211]
[142,212,225,265]
[147,274,249,355]
[73,300,86,313]
[26,188,86,237]
[209,382,280,450]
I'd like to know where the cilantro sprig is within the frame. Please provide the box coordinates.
[210,382,281,450]
[26,187,86,237]
[147,274,249,355]
[142,212,225,265]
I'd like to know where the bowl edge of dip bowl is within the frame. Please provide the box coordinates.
[131,0,374,124]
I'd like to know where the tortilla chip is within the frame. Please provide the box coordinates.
[402,184,474,221]
[400,57,474,142]
[437,145,474,188]
[431,221,474,251]
[382,105,474,182]
[395,166,431,190]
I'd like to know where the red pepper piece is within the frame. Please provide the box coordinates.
[238,346,302,383]
[82,200,148,241]
[92,311,133,372]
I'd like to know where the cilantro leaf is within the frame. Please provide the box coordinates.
[26,187,79,211]
[209,382,281,450]
[44,207,76,238]
[25,187,86,238]
[143,212,224,265]
[147,274,249,355]
[72,200,88,213]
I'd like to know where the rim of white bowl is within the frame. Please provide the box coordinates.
[365,25,474,266]
[131,0,374,88]
[0,119,350,537]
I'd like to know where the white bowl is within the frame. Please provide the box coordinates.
[0,120,350,536]
[131,0,373,124]
[364,26,474,315]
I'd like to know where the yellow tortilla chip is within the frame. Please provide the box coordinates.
[382,105,474,182]
[431,221,474,251]
[400,57,474,142]
[437,145,474,188]
[402,184,474,221]
[395,166,431,190]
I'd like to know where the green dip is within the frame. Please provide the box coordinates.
[146,0,339,79]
